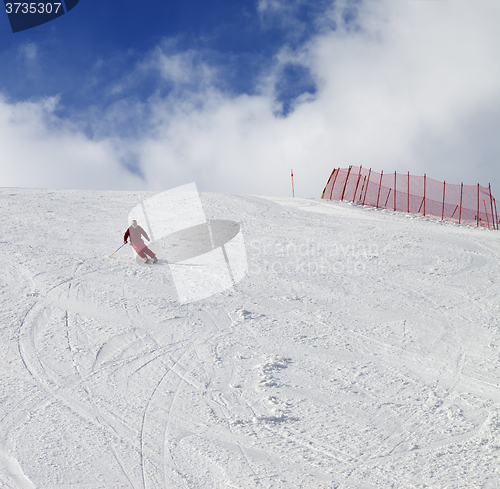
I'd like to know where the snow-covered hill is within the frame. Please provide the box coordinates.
[1,188,499,488]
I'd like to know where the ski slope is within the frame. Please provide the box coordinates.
[1,188,499,488]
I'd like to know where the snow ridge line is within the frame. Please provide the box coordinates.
[139,309,226,489]
[11,260,154,487]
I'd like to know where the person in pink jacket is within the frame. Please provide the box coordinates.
[124,220,158,263]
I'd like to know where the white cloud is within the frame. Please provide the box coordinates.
[16,42,41,76]
[0,95,144,190]
[18,43,38,62]
[1,0,500,198]
[144,41,218,90]
[134,0,500,196]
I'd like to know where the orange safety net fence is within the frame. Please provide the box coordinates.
[321,166,498,230]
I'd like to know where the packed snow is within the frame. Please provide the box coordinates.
[1,187,499,488]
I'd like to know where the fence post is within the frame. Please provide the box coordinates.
[489,184,496,230]
[484,200,491,230]
[358,176,367,202]
[384,189,392,208]
[329,168,339,200]
[418,196,425,214]
[376,170,383,209]
[407,171,410,213]
[459,182,463,224]
[442,181,446,220]
[340,166,353,201]
[494,198,498,230]
[321,169,335,199]
[394,171,397,211]
[362,168,372,205]
[353,166,363,201]
[423,174,426,216]
[476,183,479,226]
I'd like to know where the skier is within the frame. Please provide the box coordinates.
[124,220,158,263]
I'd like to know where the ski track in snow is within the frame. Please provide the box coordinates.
[0,188,500,488]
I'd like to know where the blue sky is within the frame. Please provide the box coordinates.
[1,0,500,199]
[0,1,320,111]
